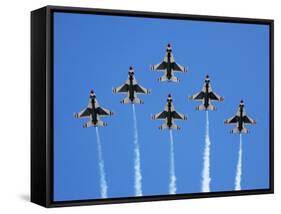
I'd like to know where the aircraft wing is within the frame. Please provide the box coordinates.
[243,115,256,124]
[224,115,239,124]
[151,61,167,71]
[209,91,223,101]
[75,108,91,118]
[172,111,187,120]
[190,91,205,100]
[172,62,187,72]
[134,84,150,94]
[96,107,113,117]
[113,83,129,94]
[152,111,167,120]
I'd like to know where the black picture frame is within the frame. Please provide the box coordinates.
[31,5,274,208]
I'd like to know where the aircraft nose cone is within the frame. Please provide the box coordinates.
[90,90,95,97]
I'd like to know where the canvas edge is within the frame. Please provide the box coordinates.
[31,6,48,207]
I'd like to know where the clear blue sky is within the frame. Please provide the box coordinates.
[53,12,270,201]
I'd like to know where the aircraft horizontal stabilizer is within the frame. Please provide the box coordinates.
[83,120,107,128]
[231,127,248,134]
[159,123,180,130]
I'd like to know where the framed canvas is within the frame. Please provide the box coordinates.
[31,5,274,207]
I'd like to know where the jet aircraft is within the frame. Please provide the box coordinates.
[224,100,256,134]
[113,66,151,104]
[150,43,187,82]
[189,75,224,111]
[152,94,187,130]
[74,90,113,128]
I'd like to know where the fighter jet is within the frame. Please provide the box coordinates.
[224,100,256,134]
[74,90,113,128]
[113,66,151,104]
[152,94,187,130]
[189,75,224,111]
[150,43,187,82]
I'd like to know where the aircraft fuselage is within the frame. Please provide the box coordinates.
[166,101,173,128]
[166,51,173,80]
[90,98,99,125]
[128,76,135,102]
[203,82,211,108]
[237,106,244,132]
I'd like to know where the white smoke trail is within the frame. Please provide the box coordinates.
[169,130,177,194]
[132,104,143,196]
[235,134,243,191]
[202,111,211,192]
[95,127,108,198]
